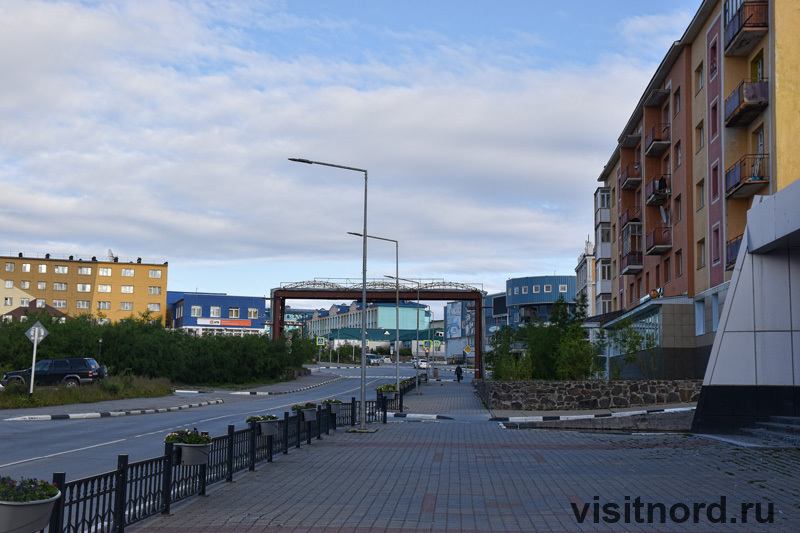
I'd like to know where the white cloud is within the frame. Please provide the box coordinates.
[0,1,686,299]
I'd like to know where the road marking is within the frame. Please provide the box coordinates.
[0,439,127,468]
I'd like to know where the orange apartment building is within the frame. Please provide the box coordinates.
[2,252,169,324]
[593,0,799,379]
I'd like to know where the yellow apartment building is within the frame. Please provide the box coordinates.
[2,252,168,324]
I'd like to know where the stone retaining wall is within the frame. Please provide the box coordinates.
[474,379,702,411]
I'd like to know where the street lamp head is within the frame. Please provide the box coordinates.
[347,231,363,237]
[288,158,313,164]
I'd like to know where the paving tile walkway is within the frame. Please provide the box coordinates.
[129,379,800,532]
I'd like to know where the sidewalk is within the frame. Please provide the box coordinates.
[129,380,800,532]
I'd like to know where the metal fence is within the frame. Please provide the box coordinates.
[44,375,423,532]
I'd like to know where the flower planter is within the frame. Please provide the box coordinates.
[257,420,279,437]
[0,491,61,533]
[327,403,341,415]
[300,408,316,422]
[382,391,397,401]
[175,443,210,466]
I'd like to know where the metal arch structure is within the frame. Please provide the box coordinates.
[270,279,486,378]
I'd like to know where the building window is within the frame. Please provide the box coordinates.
[38,281,47,290]
[38,264,47,273]
[3,297,12,306]
[675,142,681,169]
[559,284,568,293]
[544,285,552,293]
[600,260,611,281]
[20,281,30,290]
[665,258,672,283]
[4,280,12,289]
[53,282,67,291]
[695,301,705,335]
[148,303,161,312]
[149,269,162,278]
[148,286,161,295]
[121,302,133,311]
[674,195,682,223]
[53,299,67,309]
[36,299,46,308]
[676,250,683,277]
[709,42,718,78]
[521,286,528,294]
[697,239,706,268]
[532,285,540,293]
[248,308,258,319]
[191,306,202,317]
[712,226,721,264]
[76,300,90,309]
[696,121,704,150]
[98,284,111,293]
[55,265,68,274]
[229,307,240,318]
[697,180,705,209]
[78,266,92,275]
[22,263,30,272]
[710,102,718,139]
[121,285,134,294]
[121,268,134,277]
[20,298,29,306]
[674,88,681,115]
[77,283,91,292]
[210,306,221,318]
[5,262,14,272]
[711,164,719,201]
[97,301,111,310]
[99,267,112,276]
[695,63,704,92]
[514,287,519,295]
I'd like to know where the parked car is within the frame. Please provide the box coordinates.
[382,356,392,364]
[366,355,381,366]
[1,358,107,387]
[413,359,429,369]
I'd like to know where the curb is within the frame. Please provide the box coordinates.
[176,377,344,397]
[5,399,225,422]
[389,412,454,420]
[490,406,695,423]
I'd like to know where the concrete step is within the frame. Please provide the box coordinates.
[740,427,800,446]
[768,415,800,427]
[754,421,800,435]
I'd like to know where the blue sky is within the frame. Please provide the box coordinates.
[0,0,701,316]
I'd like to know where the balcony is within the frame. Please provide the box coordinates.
[644,88,669,107]
[620,132,641,148]
[621,251,643,275]
[645,123,670,156]
[725,153,769,198]
[645,175,671,206]
[620,162,642,190]
[724,1,768,56]
[646,226,672,255]
[620,206,642,229]
[725,79,769,127]
[726,234,744,270]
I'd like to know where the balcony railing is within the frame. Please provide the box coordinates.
[621,251,643,275]
[646,226,672,255]
[725,153,769,198]
[725,79,769,127]
[645,175,671,206]
[645,123,670,156]
[725,1,768,56]
[620,162,642,190]
[726,234,744,270]
[620,205,642,229]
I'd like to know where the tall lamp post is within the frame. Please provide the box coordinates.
[290,157,369,430]
[350,232,400,392]
[386,275,423,393]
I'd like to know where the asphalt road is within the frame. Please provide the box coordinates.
[0,365,423,482]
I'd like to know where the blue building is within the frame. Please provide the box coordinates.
[504,275,577,326]
[305,300,430,337]
[168,291,268,336]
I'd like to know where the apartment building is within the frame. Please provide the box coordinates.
[575,239,597,317]
[2,252,168,324]
[592,0,800,379]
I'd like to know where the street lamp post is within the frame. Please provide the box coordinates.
[350,232,400,393]
[386,275,422,393]
[290,157,369,430]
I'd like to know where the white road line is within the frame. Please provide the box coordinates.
[0,438,127,468]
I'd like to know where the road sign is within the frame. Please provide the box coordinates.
[25,321,48,345]
[463,346,472,354]
[316,337,325,346]
[434,340,441,348]
[423,340,432,349]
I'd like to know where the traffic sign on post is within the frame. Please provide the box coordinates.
[25,321,48,345]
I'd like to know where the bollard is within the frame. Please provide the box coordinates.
[249,420,257,471]
[115,455,129,532]
[283,412,290,454]
[226,425,234,482]
[162,442,174,514]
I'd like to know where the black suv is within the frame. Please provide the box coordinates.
[1,358,107,387]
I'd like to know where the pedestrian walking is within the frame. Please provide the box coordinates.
[455,364,463,383]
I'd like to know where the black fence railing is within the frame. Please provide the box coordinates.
[44,376,423,532]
